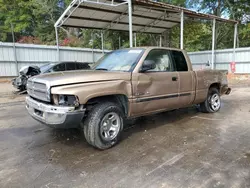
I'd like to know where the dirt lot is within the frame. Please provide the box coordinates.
[0,82,25,104]
[0,82,250,188]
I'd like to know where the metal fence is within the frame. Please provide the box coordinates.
[0,42,108,76]
[188,47,250,73]
[0,42,250,76]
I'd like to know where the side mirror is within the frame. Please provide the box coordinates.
[140,60,156,72]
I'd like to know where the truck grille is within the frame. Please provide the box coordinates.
[27,79,50,102]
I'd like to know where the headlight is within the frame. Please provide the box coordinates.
[52,94,80,107]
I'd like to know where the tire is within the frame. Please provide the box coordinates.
[82,102,124,150]
[200,87,221,113]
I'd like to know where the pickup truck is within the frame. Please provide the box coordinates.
[26,47,231,149]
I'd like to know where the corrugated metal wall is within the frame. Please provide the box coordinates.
[1,42,250,76]
[188,47,250,73]
[0,42,107,76]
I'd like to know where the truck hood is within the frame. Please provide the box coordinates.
[30,70,131,87]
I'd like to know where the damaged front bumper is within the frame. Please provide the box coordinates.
[26,96,85,129]
[12,77,23,89]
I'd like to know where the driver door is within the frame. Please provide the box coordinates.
[131,49,179,116]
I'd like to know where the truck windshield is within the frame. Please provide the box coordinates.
[93,49,145,72]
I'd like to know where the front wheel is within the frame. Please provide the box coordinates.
[82,102,124,150]
[200,88,221,113]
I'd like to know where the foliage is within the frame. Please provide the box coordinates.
[0,0,249,51]
[17,36,41,44]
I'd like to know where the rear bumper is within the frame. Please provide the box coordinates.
[26,96,85,129]
[221,86,231,95]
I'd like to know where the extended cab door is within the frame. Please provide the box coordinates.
[171,50,196,107]
[131,49,179,116]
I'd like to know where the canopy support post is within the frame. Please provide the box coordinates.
[233,23,238,64]
[211,18,216,70]
[128,0,133,47]
[11,23,18,76]
[134,33,137,47]
[101,31,104,54]
[180,10,184,49]
[55,26,60,63]
[159,35,162,47]
[119,36,121,48]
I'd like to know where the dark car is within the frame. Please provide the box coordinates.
[12,62,91,91]
[40,61,91,73]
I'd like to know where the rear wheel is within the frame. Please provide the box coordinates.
[200,88,221,113]
[82,102,124,150]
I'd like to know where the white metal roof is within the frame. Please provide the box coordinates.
[55,0,237,35]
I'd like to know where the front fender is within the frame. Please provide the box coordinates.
[50,80,132,104]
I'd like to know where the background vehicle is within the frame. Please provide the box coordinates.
[12,62,91,91]
[40,61,91,73]
[26,47,231,150]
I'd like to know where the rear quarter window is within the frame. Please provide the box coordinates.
[172,51,188,71]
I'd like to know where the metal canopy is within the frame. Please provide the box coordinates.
[55,0,238,70]
[55,0,237,34]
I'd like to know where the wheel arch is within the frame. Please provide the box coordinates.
[85,94,129,117]
[209,82,220,90]
[209,82,221,95]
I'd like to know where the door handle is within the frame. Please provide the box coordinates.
[172,76,178,81]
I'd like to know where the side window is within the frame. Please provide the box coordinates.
[144,49,173,72]
[66,63,76,71]
[172,51,188,71]
[51,63,66,72]
[76,63,90,70]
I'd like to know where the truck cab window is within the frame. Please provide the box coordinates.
[172,51,188,71]
[144,49,173,72]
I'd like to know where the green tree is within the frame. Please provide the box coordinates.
[0,0,34,41]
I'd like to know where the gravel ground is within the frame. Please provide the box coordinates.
[0,83,250,187]
[0,82,26,104]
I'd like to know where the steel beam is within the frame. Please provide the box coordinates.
[180,10,184,49]
[128,0,133,47]
[11,23,18,76]
[63,24,161,35]
[69,16,170,30]
[138,10,168,33]
[134,33,137,47]
[119,36,121,48]
[75,5,180,24]
[55,27,60,62]
[103,8,128,30]
[101,31,104,54]
[159,35,162,47]
[211,18,216,69]
[233,23,238,63]
[55,0,81,27]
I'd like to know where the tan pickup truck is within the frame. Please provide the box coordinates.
[26,47,231,149]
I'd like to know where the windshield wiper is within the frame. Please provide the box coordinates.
[95,68,108,71]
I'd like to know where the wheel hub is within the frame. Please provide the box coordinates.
[100,112,121,141]
[210,93,221,111]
